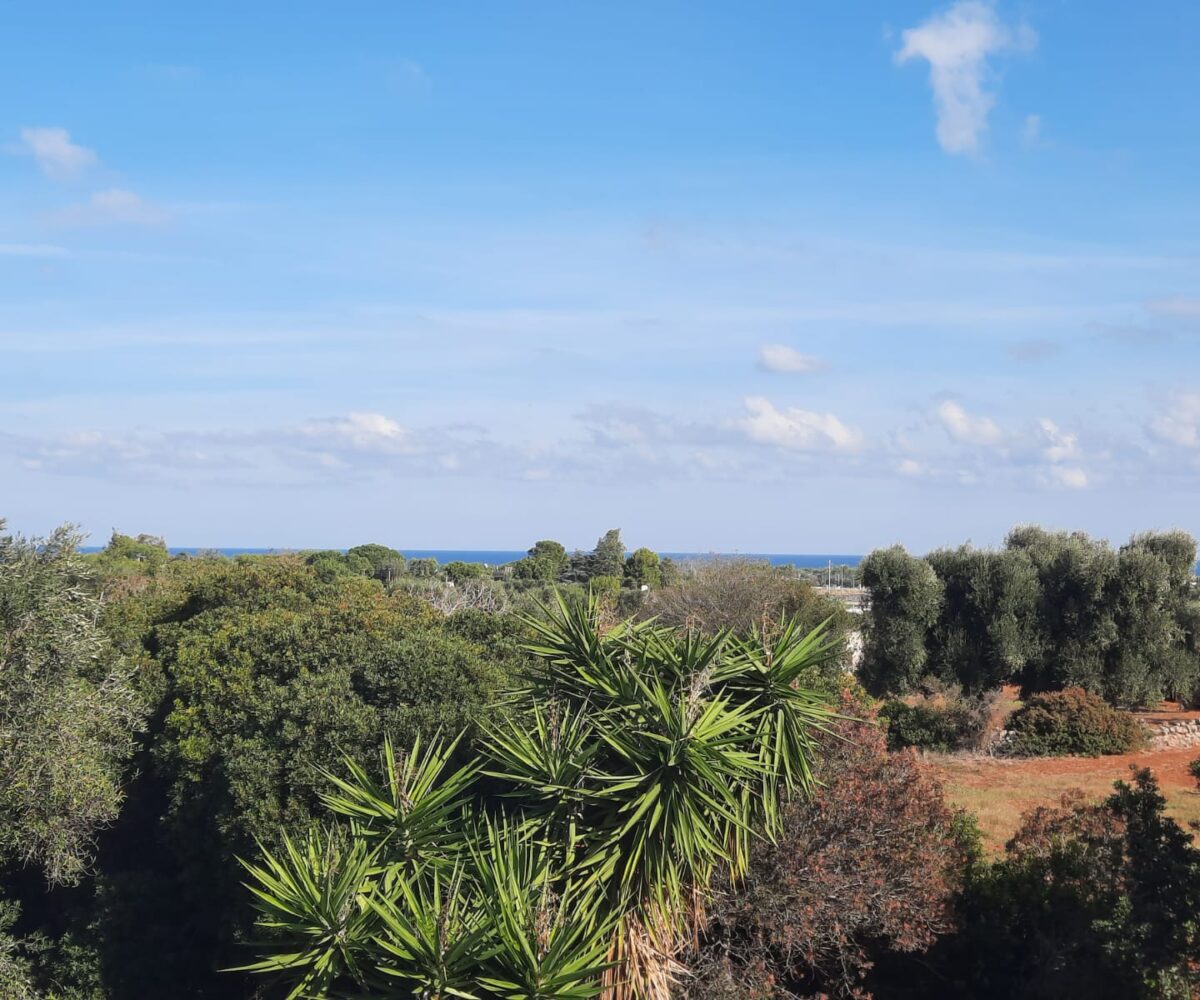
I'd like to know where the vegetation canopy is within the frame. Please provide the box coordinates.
[238,596,839,1000]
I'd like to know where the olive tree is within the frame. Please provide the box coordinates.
[859,546,943,695]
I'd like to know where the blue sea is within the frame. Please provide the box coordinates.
[85,547,864,569]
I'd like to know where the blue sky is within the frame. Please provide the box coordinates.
[3,1,1200,553]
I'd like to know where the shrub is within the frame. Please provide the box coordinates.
[1189,756,1200,791]
[881,699,981,752]
[879,682,1001,753]
[936,770,1200,999]
[688,700,972,999]
[643,557,852,638]
[1006,687,1145,757]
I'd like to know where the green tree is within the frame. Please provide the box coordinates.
[80,556,520,998]
[0,522,142,885]
[408,557,440,579]
[859,545,943,695]
[89,530,170,578]
[590,529,625,580]
[0,522,143,999]
[563,531,625,584]
[623,548,662,589]
[1006,527,1119,696]
[924,546,1040,692]
[512,540,569,582]
[947,770,1200,999]
[444,561,488,585]
[1101,547,1177,705]
[347,543,407,583]
[1123,531,1200,702]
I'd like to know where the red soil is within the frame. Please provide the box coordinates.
[947,745,1199,791]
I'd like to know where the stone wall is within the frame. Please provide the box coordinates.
[983,717,1200,754]
[1144,717,1200,750]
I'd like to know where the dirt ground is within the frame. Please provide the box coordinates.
[931,745,1200,854]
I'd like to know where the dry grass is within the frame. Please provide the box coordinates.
[930,746,1200,854]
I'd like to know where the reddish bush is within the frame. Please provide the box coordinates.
[1006,687,1145,757]
[688,701,972,999]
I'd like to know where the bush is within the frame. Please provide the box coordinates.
[879,681,1000,753]
[1189,756,1200,791]
[935,770,1200,999]
[643,557,852,637]
[688,699,972,999]
[1006,687,1145,757]
[881,699,982,752]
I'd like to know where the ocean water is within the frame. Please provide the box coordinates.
[84,546,864,568]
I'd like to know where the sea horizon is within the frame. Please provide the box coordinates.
[81,546,866,569]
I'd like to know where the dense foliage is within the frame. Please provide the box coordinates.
[879,695,988,753]
[934,770,1200,999]
[1005,687,1146,757]
[861,528,1200,706]
[3,537,531,999]
[5,518,1200,999]
[0,524,143,996]
[239,599,837,1000]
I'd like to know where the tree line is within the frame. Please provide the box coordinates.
[860,526,1200,707]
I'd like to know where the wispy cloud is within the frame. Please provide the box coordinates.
[0,243,71,258]
[1021,113,1042,146]
[757,344,825,374]
[936,399,1004,445]
[1145,297,1200,319]
[14,126,98,179]
[5,413,491,484]
[895,1,1035,155]
[1007,338,1061,363]
[1150,393,1200,449]
[51,188,169,227]
[1047,465,1088,489]
[1038,418,1079,463]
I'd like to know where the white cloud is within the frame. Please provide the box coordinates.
[1150,393,1200,448]
[16,127,98,178]
[53,188,169,226]
[757,344,825,374]
[896,1,1035,155]
[1038,418,1079,463]
[936,399,1004,445]
[741,396,863,452]
[1048,465,1089,489]
[897,458,925,477]
[300,412,412,453]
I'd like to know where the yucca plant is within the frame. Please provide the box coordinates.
[473,820,614,1000]
[236,827,381,999]
[718,618,840,834]
[238,596,835,1000]
[369,864,492,999]
[319,734,476,870]
[485,597,831,1000]
[480,702,597,866]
